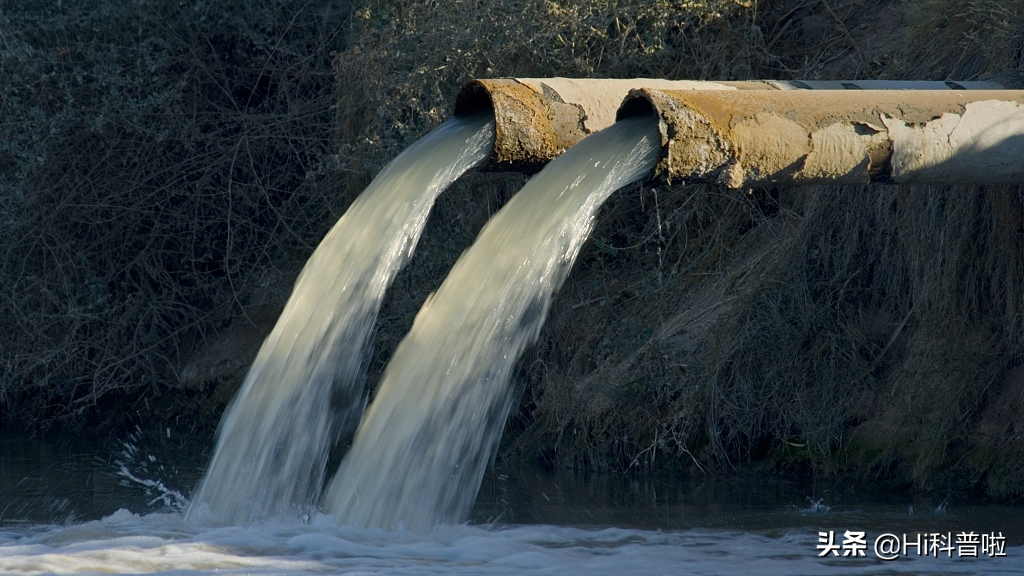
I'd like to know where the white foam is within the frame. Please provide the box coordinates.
[1,512,1020,575]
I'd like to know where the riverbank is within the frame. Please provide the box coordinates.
[2,0,1022,499]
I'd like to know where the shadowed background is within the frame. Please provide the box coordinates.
[1,0,1023,498]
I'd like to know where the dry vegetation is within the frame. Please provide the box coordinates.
[502,0,1024,497]
[2,0,1023,496]
[0,0,351,428]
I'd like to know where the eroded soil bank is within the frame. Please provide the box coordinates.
[2,0,1023,499]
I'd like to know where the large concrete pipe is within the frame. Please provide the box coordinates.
[615,89,1024,187]
[453,78,1009,171]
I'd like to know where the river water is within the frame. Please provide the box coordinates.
[1,431,1020,575]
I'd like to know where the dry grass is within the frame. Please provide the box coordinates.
[511,182,1024,497]
[499,0,1024,498]
[333,0,774,169]
[890,0,1024,81]
[0,0,350,429]
[3,0,1023,497]
[0,0,771,431]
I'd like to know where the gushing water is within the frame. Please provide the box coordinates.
[187,113,494,524]
[323,114,661,532]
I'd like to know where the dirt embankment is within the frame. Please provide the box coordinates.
[3,0,1023,497]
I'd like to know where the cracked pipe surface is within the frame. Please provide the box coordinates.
[454,78,1008,171]
[616,89,1024,187]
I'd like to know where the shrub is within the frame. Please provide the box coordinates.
[0,0,348,429]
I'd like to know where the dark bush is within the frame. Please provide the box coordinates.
[0,0,350,429]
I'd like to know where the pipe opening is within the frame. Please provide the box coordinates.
[453,80,496,118]
[615,93,657,121]
[455,78,757,171]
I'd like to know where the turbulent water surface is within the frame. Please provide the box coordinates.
[2,419,1023,575]
[5,512,1021,576]
[2,437,1022,576]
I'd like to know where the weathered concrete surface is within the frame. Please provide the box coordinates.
[618,89,1024,187]
[884,100,1024,184]
[454,78,764,170]
[454,78,1009,172]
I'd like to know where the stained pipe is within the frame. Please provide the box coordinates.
[453,78,1008,171]
[615,89,1024,187]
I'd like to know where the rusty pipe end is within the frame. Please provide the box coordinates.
[454,78,753,172]
[616,88,736,187]
[454,78,589,173]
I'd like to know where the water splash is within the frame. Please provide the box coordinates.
[323,114,660,532]
[187,113,494,524]
[113,428,189,512]
[799,498,831,515]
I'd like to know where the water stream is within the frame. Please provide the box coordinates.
[322,114,662,532]
[187,113,494,524]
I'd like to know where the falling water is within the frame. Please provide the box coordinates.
[187,113,494,524]
[323,113,661,532]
